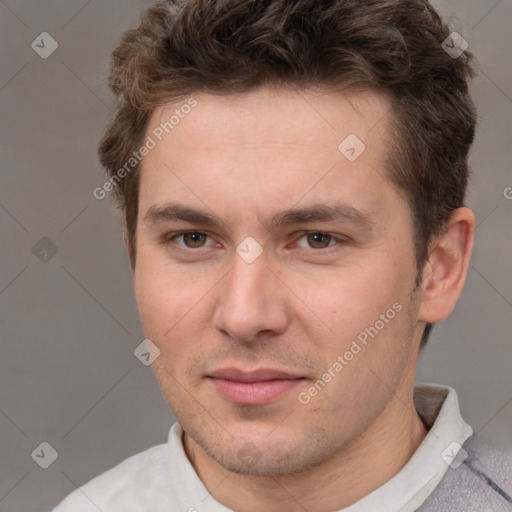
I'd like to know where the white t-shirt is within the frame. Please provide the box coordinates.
[52,382,474,512]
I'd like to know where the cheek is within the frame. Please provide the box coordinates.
[290,259,409,350]
[134,253,190,338]
[133,249,220,360]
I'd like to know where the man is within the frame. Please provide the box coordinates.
[54,0,512,510]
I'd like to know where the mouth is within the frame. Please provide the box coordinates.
[207,367,306,405]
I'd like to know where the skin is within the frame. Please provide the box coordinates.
[130,87,474,511]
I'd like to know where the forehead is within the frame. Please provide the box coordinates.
[148,87,391,154]
[138,87,402,229]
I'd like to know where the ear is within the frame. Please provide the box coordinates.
[417,207,475,323]
[123,227,135,273]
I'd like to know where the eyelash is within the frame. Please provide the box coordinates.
[163,230,347,253]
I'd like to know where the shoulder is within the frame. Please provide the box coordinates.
[420,435,512,511]
[463,436,512,499]
[52,442,169,511]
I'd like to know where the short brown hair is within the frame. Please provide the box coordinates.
[98,0,477,347]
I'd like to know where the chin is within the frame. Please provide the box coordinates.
[198,432,333,478]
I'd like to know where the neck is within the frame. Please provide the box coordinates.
[183,388,428,512]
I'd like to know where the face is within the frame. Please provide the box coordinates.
[133,87,424,477]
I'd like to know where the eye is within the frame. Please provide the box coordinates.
[295,232,341,250]
[167,231,216,249]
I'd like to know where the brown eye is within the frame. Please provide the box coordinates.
[166,232,212,249]
[181,232,208,248]
[306,233,333,249]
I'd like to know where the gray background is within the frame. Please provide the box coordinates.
[0,1,511,510]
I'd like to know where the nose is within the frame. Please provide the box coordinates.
[212,249,289,344]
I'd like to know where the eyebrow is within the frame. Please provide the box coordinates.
[143,202,376,230]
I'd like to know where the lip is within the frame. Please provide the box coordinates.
[208,367,306,405]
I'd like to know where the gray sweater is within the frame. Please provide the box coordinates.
[418,434,512,511]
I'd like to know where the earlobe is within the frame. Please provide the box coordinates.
[418,207,475,324]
